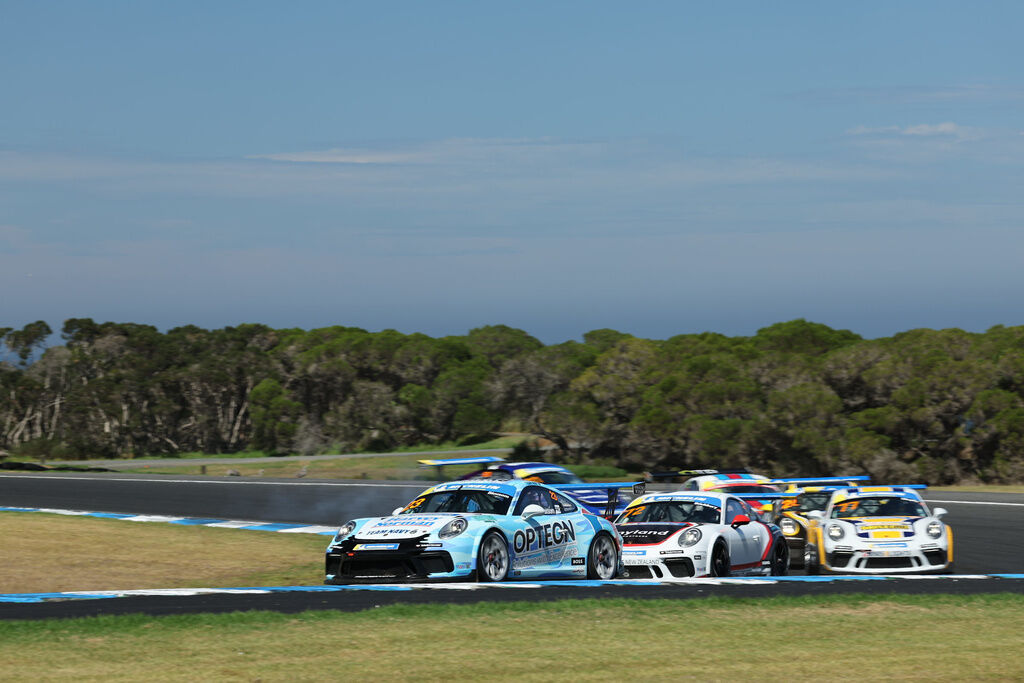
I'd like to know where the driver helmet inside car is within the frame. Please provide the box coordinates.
[523,488,554,511]
[876,498,915,516]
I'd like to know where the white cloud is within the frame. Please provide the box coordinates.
[251,149,423,164]
[0,224,32,249]
[795,84,1024,105]
[846,122,974,139]
[0,139,881,203]
[904,122,965,137]
[248,137,606,166]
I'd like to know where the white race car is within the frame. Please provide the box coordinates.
[803,486,953,574]
[613,491,789,579]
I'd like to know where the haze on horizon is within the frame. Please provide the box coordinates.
[3,2,1023,345]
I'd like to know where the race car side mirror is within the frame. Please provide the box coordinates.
[392,507,404,516]
[731,514,750,528]
[933,507,948,519]
[806,511,824,521]
[522,504,546,519]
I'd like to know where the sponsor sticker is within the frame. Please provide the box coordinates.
[352,543,400,551]
[571,557,586,566]
[865,549,912,557]
[512,520,577,554]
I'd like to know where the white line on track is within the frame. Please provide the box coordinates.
[0,474,424,488]
[924,498,1024,507]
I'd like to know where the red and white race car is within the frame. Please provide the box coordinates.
[614,490,789,579]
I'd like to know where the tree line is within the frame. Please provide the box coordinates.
[2,318,1023,484]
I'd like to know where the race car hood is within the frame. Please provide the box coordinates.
[352,514,463,540]
[615,523,692,546]
[843,517,919,539]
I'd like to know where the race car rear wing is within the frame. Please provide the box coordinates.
[839,484,928,494]
[417,455,505,480]
[646,468,752,480]
[733,492,796,500]
[766,476,871,486]
[551,482,647,518]
[732,492,797,519]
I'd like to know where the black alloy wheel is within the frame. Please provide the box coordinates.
[709,540,731,577]
[770,539,790,576]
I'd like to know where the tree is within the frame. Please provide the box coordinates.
[754,319,862,356]
[4,321,53,365]
[464,325,543,368]
[249,379,302,454]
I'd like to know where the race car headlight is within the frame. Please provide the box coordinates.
[827,523,845,541]
[333,521,356,543]
[679,528,702,547]
[927,521,943,538]
[780,518,799,535]
[438,517,468,539]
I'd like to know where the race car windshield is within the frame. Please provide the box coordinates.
[615,501,722,524]
[715,484,780,495]
[401,490,512,515]
[797,492,832,512]
[529,471,586,485]
[830,497,926,519]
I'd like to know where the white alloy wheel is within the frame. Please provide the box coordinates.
[477,532,509,582]
[587,534,618,580]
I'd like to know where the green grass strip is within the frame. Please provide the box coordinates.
[2,593,1022,681]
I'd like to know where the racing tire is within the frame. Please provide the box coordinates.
[769,539,790,576]
[709,540,731,577]
[788,546,805,570]
[586,533,619,580]
[476,531,510,582]
[804,544,821,575]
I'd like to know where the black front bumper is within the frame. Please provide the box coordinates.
[325,536,458,584]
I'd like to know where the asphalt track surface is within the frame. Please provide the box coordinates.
[2,472,1022,619]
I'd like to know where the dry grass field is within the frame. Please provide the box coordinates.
[0,512,326,594]
[1,595,1022,681]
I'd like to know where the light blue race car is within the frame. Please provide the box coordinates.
[325,479,624,583]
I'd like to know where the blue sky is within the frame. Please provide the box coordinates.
[3,2,1023,344]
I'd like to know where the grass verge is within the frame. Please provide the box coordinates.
[1,594,1022,681]
[19,435,528,465]
[0,512,326,594]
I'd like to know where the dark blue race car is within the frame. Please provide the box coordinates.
[418,456,642,518]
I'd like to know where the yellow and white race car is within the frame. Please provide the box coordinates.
[768,477,870,569]
[803,486,953,574]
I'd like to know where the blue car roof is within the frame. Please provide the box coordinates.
[493,462,568,471]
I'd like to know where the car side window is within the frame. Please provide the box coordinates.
[725,498,746,524]
[513,486,557,515]
[554,492,577,514]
